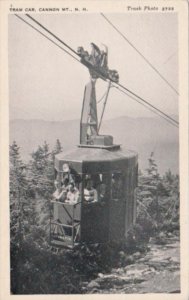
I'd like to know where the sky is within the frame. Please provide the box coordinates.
[9,13,178,121]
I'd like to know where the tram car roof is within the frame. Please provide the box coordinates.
[55,146,138,174]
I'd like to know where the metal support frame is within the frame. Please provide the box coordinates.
[80,80,98,145]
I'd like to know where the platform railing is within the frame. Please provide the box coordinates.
[50,201,81,248]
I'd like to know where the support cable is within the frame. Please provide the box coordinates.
[26,13,79,57]
[97,91,107,104]
[117,83,178,126]
[15,14,80,63]
[101,13,179,96]
[97,86,113,103]
[112,84,178,128]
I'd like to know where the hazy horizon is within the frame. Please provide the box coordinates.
[10,113,179,122]
[10,117,179,175]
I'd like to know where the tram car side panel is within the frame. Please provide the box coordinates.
[80,170,111,243]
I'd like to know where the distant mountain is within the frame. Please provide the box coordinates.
[10,116,179,174]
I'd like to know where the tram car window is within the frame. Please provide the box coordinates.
[111,172,124,200]
[83,173,108,204]
[83,175,98,203]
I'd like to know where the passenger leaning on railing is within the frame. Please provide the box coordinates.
[62,177,69,191]
[52,185,67,202]
[65,183,80,204]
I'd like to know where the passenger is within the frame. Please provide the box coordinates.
[54,179,59,189]
[84,180,98,203]
[54,172,64,188]
[65,183,80,204]
[112,174,122,199]
[52,185,66,202]
[62,177,69,191]
[99,182,106,200]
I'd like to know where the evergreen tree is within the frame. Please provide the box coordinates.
[136,152,162,238]
[146,152,160,221]
[10,141,30,246]
[136,152,180,237]
[54,139,62,154]
[29,141,54,198]
[161,171,180,231]
[52,139,63,161]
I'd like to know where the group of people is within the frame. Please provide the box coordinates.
[53,172,123,204]
[53,175,101,204]
[53,178,80,204]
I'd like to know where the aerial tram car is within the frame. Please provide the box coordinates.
[50,43,138,248]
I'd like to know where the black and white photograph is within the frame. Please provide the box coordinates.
[0,1,188,298]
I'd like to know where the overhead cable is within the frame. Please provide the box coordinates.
[26,13,79,57]
[101,13,179,96]
[117,83,178,126]
[15,14,80,63]
[111,84,178,128]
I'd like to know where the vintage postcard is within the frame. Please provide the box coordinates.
[0,0,188,299]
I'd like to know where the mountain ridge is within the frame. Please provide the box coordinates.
[10,116,179,174]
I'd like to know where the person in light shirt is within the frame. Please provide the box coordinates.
[65,183,80,204]
[84,180,98,203]
[52,185,66,202]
